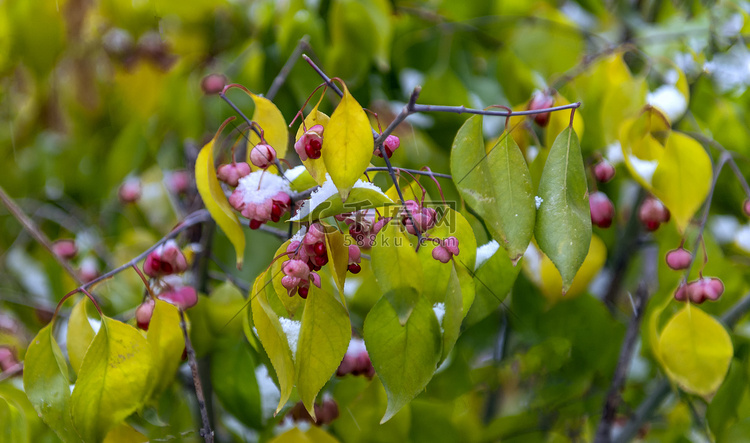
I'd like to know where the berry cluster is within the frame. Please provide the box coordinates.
[336,338,375,378]
[401,200,437,235]
[227,171,292,229]
[282,224,327,299]
[295,124,324,160]
[144,240,188,278]
[374,134,401,158]
[217,162,251,187]
[338,209,389,249]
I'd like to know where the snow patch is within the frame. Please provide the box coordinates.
[475,240,500,270]
[628,157,659,185]
[255,364,281,420]
[710,215,740,244]
[647,85,687,122]
[735,225,750,253]
[343,277,362,299]
[290,174,390,221]
[606,141,624,166]
[235,171,291,206]
[432,303,445,326]
[279,318,301,358]
[291,226,307,243]
[283,165,307,182]
[523,244,543,285]
[704,44,750,95]
[347,337,367,355]
[535,196,544,210]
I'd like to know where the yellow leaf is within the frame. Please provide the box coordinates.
[296,98,330,185]
[651,132,712,233]
[67,297,95,374]
[658,306,733,396]
[523,235,606,303]
[146,300,184,401]
[322,81,374,201]
[324,228,349,305]
[103,423,148,443]
[247,93,289,161]
[544,93,584,149]
[196,117,246,268]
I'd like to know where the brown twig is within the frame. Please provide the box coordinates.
[179,309,214,443]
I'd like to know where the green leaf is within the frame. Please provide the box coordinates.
[145,300,184,402]
[465,242,521,327]
[296,286,350,419]
[371,221,423,324]
[658,306,733,396]
[290,184,392,222]
[102,423,148,443]
[363,297,441,423]
[440,265,463,362]
[23,323,80,442]
[71,317,153,442]
[250,271,295,414]
[211,339,262,429]
[450,116,535,262]
[0,395,28,443]
[707,359,747,441]
[534,127,591,293]
[321,81,373,200]
[205,281,247,337]
[67,297,95,375]
[195,118,246,268]
[651,132,712,233]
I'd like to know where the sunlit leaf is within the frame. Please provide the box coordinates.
[371,221,423,324]
[651,132,712,233]
[71,317,153,442]
[322,81,373,200]
[658,306,733,396]
[364,297,441,424]
[196,118,246,268]
[67,297,95,375]
[23,323,79,442]
[451,116,535,262]
[247,93,289,161]
[250,271,295,414]
[296,286,350,419]
[534,127,591,293]
[146,300,184,402]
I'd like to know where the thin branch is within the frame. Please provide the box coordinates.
[594,283,650,443]
[266,36,311,101]
[373,87,422,146]
[0,184,83,285]
[80,210,211,291]
[410,101,581,118]
[366,167,452,180]
[179,309,213,443]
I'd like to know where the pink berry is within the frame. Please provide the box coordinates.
[295,125,324,161]
[309,272,321,288]
[217,162,252,187]
[443,236,460,256]
[348,245,361,264]
[744,198,750,217]
[168,170,190,194]
[665,248,692,270]
[528,91,555,127]
[593,160,616,183]
[144,240,188,278]
[0,347,18,372]
[432,245,452,263]
[249,219,262,230]
[590,192,615,228]
[639,197,670,231]
[135,298,155,330]
[689,277,724,302]
[201,74,226,95]
[250,143,277,169]
[118,178,142,203]
[52,239,78,260]
[159,286,198,310]
[674,282,688,301]
[337,354,357,376]
[298,286,309,299]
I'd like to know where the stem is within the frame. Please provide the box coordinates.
[179,309,214,443]
[218,92,262,140]
[266,36,311,101]
[0,184,83,285]
[594,283,649,443]
[409,102,581,118]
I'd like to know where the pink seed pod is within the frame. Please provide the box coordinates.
[639,197,670,231]
[159,286,198,310]
[283,259,310,280]
[665,248,692,270]
[144,240,188,278]
[744,198,750,217]
[348,245,361,264]
[689,277,724,302]
[375,134,401,158]
[304,222,326,245]
[528,91,555,127]
[443,236,460,256]
[294,125,324,161]
[135,298,155,330]
[432,245,452,263]
[167,170,191,194]
[590,192,615,229]
[217,162,252,187]
[674,282,688,302]
[309,272,321,288]
[593,160,616,183]
[118,178,142,204]
[250,144,277,169]
[281,275,301,291]
[201,74,226,95]
[52,239,78,261]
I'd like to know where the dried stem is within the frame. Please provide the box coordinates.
[179,309,214,443]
